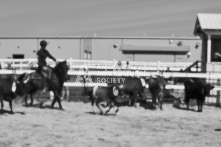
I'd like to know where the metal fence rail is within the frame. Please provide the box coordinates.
[1,58,221,105]
[0,58,200,72]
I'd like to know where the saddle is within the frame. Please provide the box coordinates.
[30,72,42,80]
[35,66,52,80]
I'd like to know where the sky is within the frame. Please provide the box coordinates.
[1,0,221,37]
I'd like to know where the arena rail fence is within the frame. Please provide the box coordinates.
[0,58,220,105]
[0,58,200,71]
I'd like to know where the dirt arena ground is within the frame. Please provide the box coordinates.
[1,100,221,147]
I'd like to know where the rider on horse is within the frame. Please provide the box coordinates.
[37,40,57,92]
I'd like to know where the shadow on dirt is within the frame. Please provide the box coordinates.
[0,109,25,115]
[22,103,64,111]
[173,104,197,112]
[214,128,221,131]
[85,111,117,116]
[138,100,158,110]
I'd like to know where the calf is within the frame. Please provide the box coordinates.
[184,79,214,112]
[146,75,166,110]
[90,85,120,115]
[117,77,146,106]
[0,77,17,113]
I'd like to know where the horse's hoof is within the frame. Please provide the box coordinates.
[115,109,119,115]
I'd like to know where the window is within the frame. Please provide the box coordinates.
[88,51,92,60]
[211,38,221,62]
[13,54,24,59]
[84,51,88,59]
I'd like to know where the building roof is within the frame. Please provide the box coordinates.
[120,45,190,53]
[194,13,221,35]
[0,36,199,40]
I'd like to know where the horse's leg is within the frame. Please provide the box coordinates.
[158,93,163,110]
[0,97,4,110]
[29,93,34,106]
[151,93,157,108]
[24,95,29,107]
[56,94,63,110]
[129,94,133,106]
[9,100,13,113]
[39,91,48,108]
[57,89,64,110]
[39,92,44,108]
[51,91,57,109]
[200,99,204,112]
[51,90,63,110]
[133,93,139,107]
[185,96,190,110]
[197,97,203,112]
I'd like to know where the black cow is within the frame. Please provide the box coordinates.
[184,79,214,112]
[146,75,166,110]
[117,77,146,106]
[0,77,17,113]
[85,85,120,115]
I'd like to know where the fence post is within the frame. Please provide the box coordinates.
[216,79,221,107]
[69,58,72,71]
[157,61,160,71]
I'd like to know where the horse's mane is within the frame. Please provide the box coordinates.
[52,61,68,81]
[53,61,66,73]
[17,73,27,82]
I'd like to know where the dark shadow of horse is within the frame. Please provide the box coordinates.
[15,61,69,110]
[85,111,118,116]
[22,103,63,110]
[138,99,158,110]
[0,109,25,115]
[172,104,197,112]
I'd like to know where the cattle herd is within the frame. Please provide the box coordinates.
[0,67,215,115]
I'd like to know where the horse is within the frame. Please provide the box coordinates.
[15,60,69,110]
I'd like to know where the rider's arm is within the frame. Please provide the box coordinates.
[46,50,56,62]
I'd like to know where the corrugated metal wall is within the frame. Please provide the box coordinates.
[0,37,201,63]
[0,39,37,58]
